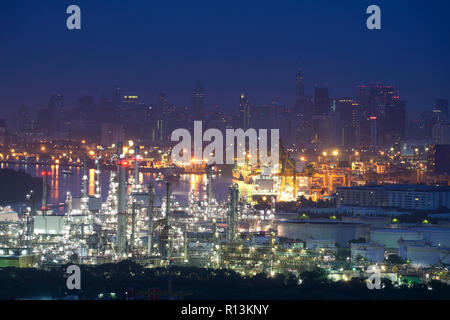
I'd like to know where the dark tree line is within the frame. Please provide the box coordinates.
[1,261,450,300]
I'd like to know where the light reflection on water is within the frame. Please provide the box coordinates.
[3,163,239,208]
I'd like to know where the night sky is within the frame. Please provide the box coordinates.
[1,0,449,118]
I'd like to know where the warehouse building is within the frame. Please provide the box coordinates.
[336,185,450,210]
[278,220,369,247]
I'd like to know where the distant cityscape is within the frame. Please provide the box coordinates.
[1,68,449,150]
[1,1,450,301]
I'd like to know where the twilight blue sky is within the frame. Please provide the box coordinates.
[0,0,449,118]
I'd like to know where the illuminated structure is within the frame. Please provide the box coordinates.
[226,184,239,243]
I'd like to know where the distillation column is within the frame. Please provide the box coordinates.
[95,155,101,198]
[81,153,89,213]
[226,183,239,242]
[166,182,172,258]
[133,146,141,191]
[206,165,214,204]
[116,160,128,257]
[148,184,154,255]
[41,171,47,215]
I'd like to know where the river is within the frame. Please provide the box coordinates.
[0,163,253,211]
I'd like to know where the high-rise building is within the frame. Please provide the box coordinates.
[112,86,121,107]
[295,67,304,99]
[334,98,360,148]
[383,99,406,147]
[101,123,125,147]
[428,144,450,175]
[294,67,313,146]
[433,98,448,124]
[435,98,449,118]
[48,94,64,135]
[312,87,332,146]
[238,93,251,130]
[313,87,330,116]
[0,119,7,147]
[191,81,205,120]
[432,123,450,145]
[158,92,169,117]
[357,83,404,148]
[16,106,30,131]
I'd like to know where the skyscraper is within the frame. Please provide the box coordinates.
[313,87,330,116]
[158,92,169,117]
[238,93,251,130]
[48,94,64,135]
[112,86,121,107]
[312,87,332,146]
[334,98,360,148]
[0,119,6,147]
[434,98,449,123]
[295,67,304,99]
[191,81,205,120]
[435,98,449,118]
[357,83,404,148]
[294,67,313,146]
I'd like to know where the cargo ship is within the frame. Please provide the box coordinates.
[232,163,254,184]
[251,165,279,204]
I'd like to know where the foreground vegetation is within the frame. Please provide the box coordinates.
[1,261,450,300]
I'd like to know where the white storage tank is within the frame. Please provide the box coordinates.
[438,249,450,265]
[398,239,426,259]
[406,245,440,267]
[351,242,385,263]
[342,216,391,229]
[278,220,369,247]
[0,207,19,222]
[370,229,423,249]
[412,227,450,247]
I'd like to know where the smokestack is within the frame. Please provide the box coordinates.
[131,202,136,253]
[41,172,47,215]
[134,146,140,186]
[206,165,214,204]
[82,154,88,199]
[166,182,172,259]
[227,183,239,242]
[148,184,154,255]
[165,182,171,227]
[183,228,188,262]
[95,156,101,198]
[116,160,128,256]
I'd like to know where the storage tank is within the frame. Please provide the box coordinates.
[278,220,369,247]
[351,242,385,263]
[0,207,19,222]
[412,227,450,247]
[398,239,426,259]
[342,216,391,229]
[370,229,423,249]
[406,245,440,267]
[439,249,450,265]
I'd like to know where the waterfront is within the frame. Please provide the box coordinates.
[0,163,253,209]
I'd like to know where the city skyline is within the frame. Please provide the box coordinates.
[1,0,449,117]
[2,1,450,303]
